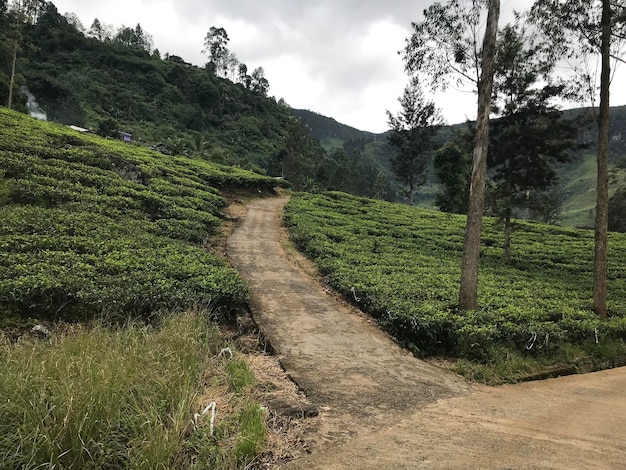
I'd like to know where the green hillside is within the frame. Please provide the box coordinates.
[0,107,286,326]
[1,2,292,174]
[0,106,284,468]
[5,2,626,221]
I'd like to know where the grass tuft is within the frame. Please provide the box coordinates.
[0,311,267,469]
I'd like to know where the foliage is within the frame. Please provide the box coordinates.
[114,23,153,52]
[387,84,443,205]
[203,26,230,75]
[317,147,365,194]
[433,141,471,213]
[403,0,487,92]
[529,0,626,105]
[293,109,402,201]
[250,66,270,96]
[284,192,626,376]
[0,4,292,175]
[489,21,580,261]
[0,311,266,469]
[490,23,578,206]
[609,186,626,232]
[0,108,287,324]
[278,117,326,190]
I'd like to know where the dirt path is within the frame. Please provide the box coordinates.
[226,197,626,469]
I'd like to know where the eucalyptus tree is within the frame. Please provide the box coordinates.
[202,27,230,76]
[403,0,500,310]
[6,0,23,109]
[530,0,626,318]
[250,67,269,96]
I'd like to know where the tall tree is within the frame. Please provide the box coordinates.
[530,0,626,318]
[202,27,230,76]
[237,62,248,84]
[403,0,500,309]
[87,18,112,41]
[225,52,239,80]
[6,0,22,109]
[595,0,611,318]
[489,23,579,263]
[250,66,269,96]
[281,117,325,190]
[386,84,443,205]
[458,0,500,311]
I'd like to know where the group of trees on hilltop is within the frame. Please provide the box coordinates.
[388,0,625,317]
[202,26,269,96]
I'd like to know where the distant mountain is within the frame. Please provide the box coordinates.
[292,105,626,224]
[291,109,378,148]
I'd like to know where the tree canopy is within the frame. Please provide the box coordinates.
[387,84,443,205]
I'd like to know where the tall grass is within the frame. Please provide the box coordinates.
[0,312,265,469]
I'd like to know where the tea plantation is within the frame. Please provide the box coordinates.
[0,108,286,325]
[285,192,626,380]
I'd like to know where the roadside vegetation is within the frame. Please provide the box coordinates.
[285,192,626,383]
[0,108,285,467]
[0,312,266,469]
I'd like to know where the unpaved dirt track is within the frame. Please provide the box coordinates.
[226,197,626,469]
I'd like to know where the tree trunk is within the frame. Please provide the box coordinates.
[7,39,17,109]
[593,0,611,319]
[459,0,500,312]
[504,206,512,264]
[504,162,512,264]
[7,1,21,109]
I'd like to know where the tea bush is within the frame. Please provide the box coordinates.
[285,192,626,367]
[0,108,286,323]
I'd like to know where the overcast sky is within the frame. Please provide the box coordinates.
[51,0,624,133]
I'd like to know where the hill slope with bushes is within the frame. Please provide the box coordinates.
[1,2,292,174]
[0,107,287,327]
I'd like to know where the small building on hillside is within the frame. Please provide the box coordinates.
[120,132,132,143]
